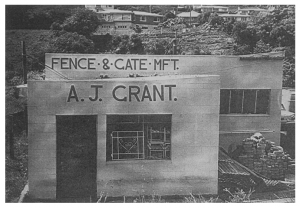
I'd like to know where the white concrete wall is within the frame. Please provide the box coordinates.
[28,75,220,199]
[45,54,283,150]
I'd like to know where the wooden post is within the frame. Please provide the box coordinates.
[173,31,177,55]
[21,41,28,135]
[190,7,192,27]
[9,115,15,159]
[21,41,27,84]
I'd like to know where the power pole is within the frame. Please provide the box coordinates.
[173,30,177,55]
[21,41,28,135]
[21,41,27,84]
[190,6,192,27]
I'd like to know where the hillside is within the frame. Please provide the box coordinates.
[6,29,234,77]
[141,26,235,55]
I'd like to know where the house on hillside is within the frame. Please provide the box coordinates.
[94,9,163,35]
[85,5,114,11]
[176,11,200,25]
[218,13,251,22]
[193,5,229,13]
[219,6,268,22]
[132,11,163,30]
[238,6,269,15]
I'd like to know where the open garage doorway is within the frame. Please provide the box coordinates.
[56,115,97,201]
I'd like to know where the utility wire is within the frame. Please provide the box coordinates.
[25,54,70,80]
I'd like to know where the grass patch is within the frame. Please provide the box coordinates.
[5,129,28,202]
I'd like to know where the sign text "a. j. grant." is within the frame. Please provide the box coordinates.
[67,84,177,103]
[51,57,180,71]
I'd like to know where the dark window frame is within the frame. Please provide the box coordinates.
[140,16,146,21]
[220,89,271,114]
[153,17,160,22]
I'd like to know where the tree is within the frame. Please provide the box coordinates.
[255,6,295,48]
[232,22,258,53]
[144,39,170,55]
[221,19,235,35]
[109,34,144,54]
[128,34,144,54]
[282,48,295,88]
[59,8,101,38]
[208,13,223,28]
[163,12,176,22]
[48,31,95,53]
[197,12,211,25]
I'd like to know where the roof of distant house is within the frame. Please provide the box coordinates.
[133,11,163,17]
[177,11,200,18]
[219,13,251,17]
[96,9,163,17]
[195,5,229,9]
[238,7,268,12]
[97,9,133,14]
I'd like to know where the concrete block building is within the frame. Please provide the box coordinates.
[28,52,284,200]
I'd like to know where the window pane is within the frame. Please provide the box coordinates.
[256,90,270,114]
[243,90,256,114]
[220,89,230,114]
[230,90,243,113]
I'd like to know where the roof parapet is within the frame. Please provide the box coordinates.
[239,51,285,60]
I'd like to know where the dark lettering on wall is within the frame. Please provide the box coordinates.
[61,58,69,69]
[153,85,164,101]
[140,59,147,70]
[129,86,140,102]
[78,58,87,69]
[67,85,79,102]
[89,85,103,101]
[171,59,179,70]
[115,59,124,70]
[88,58,96,70]
[165,85,176,101]
[141,85,152,101]
[112,85,127,101]
[154,59,161,70]
[70,58,78,69]
[162,59,170,70]
[131,59,139,70]
[125,59,133,70]
[52,58,60,69]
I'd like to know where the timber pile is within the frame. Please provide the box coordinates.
[238,133,294,180]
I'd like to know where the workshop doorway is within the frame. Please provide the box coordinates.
[56,115,97,200]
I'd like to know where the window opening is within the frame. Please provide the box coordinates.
[140,16,146,21]
[220,89,270,114]
[107,114,171,161]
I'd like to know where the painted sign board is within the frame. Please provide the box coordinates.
[46,53,180,71]
[67,84,177,103]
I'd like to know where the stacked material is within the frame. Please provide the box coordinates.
[238,133,293,180]
[218,148,289,193]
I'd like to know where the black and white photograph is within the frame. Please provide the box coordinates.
[4,1,296,203]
